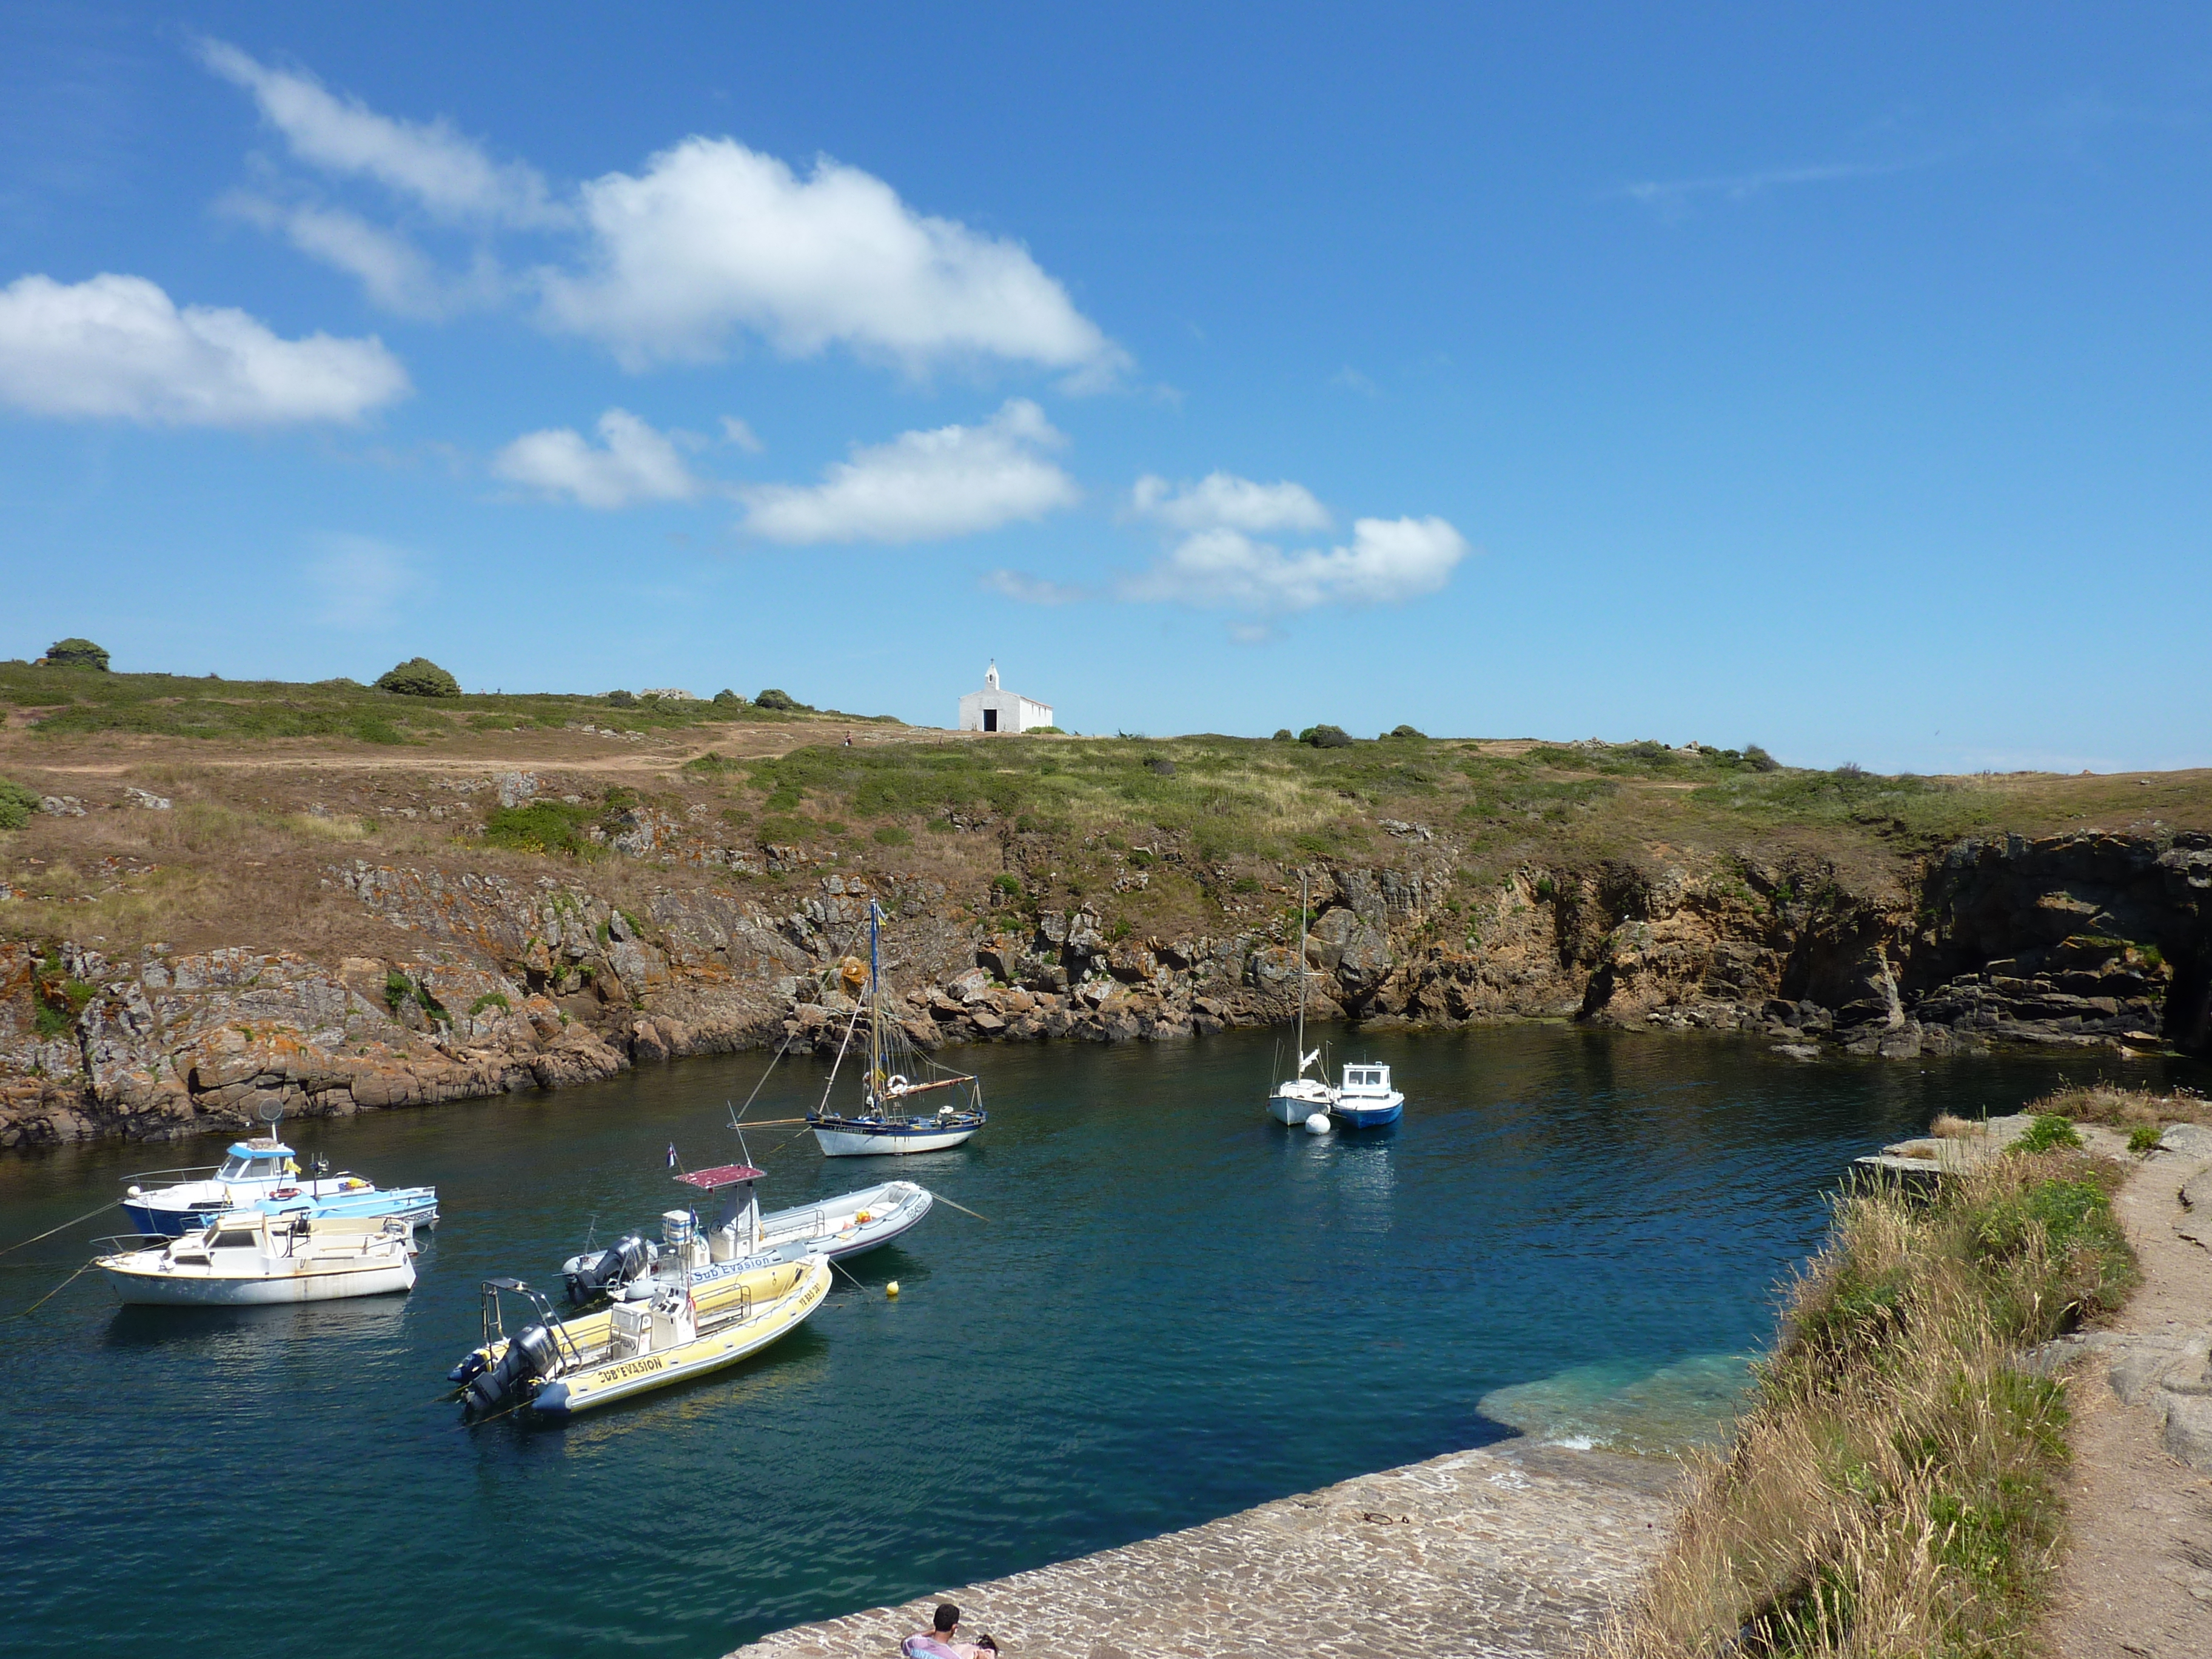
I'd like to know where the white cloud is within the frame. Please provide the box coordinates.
[1130,471,1333,535]
[222,192,485,318]
[307,534,422,628]
[1621,157,1931,216]
[0,272,410,425]
[739,399,1079,545]
[720,415,763,453]
[982,569,1089,605]
[492,408,706,509]
[1122,516,1469,614]
[199,40,558,226]
[538,137,1127,379]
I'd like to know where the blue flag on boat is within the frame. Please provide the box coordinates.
[666,1144,678,1170]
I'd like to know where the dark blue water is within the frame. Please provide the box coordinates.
[1,1027,2195,1658]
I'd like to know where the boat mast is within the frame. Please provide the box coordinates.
[1296,868,1309,1076]
[868,900,883,1108]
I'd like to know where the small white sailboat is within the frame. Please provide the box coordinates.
[1267,871,1338,1125]
[96,1211,418,1306]
[808,900,987,1156]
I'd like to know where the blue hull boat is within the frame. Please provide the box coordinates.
[1326,1063,1405,1129]
[120,1138,438,1237]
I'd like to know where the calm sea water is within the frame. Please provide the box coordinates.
[1,1027,2197,1659]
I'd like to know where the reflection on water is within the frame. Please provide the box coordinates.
[1,1024,2200,1659]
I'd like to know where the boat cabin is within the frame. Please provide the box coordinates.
[216,1141,299,1182]
[1339,1064,1395,1097]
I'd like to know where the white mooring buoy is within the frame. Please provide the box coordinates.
[1305,1112,1332,1135]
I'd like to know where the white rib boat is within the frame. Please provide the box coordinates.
[96,1211,418,1306]
[559,1164,933,1304]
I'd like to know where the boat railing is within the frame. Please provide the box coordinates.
[119,1164,221,1188]
[766,1206,831,1241]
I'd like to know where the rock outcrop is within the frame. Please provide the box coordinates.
[5,827,2209,1151]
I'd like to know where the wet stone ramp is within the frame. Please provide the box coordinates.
[728,1441,1676,1659]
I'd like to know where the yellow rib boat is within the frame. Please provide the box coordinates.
[455,1254,828,1419]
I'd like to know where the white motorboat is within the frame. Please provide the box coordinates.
[808,900,987,1156]
[96,1211,418,1306]
[1329,1062,1406,1128]
[560,1162,933,1304]
[1267,870,1339,1125]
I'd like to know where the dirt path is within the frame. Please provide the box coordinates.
[0,716,973,783]
[2047,1136,2212,1657]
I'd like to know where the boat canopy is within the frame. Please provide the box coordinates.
[674,1164,765,1191]
[225,1141,294,1161]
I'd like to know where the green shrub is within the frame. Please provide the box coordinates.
[481,800,602,857]
[2011,1113,2083,1155]
[871,825,911,846]
[383,970,413,1013]
[468,991,512,1017]
[375,657,460,697]
[712,689,744,706]
[1272,728,1294,741]
[991,873,1022,899]
[1303,724,1353,748]
[2128,1124,2162,1156]
[604,689,637,708]
[0,777,38,831]
[1385,723,1426,740]
[1743,743,1780,773]
[754,688,809,711]
[42,637,110,671]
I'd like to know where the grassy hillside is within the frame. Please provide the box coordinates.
[4,663,2210,964]
[0,660,886,746]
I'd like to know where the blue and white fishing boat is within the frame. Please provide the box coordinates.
[1329,1064,1405,1128]
[119,1135,438,1238]
[808,900,986,1157]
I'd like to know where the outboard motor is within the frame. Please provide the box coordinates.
[563,1233,650,1304]
[463,1321,561,1418]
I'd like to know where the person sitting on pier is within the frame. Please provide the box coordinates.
[900,1602,995,1658]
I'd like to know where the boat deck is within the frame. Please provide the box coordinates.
[725,1438,1676,1659]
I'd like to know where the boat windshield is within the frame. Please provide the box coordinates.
[217,1156,251,1179]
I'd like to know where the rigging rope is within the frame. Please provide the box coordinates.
[20,1260,97,1318]
[1,1198,129,1259]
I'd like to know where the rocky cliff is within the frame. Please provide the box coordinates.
[5,820,2207,1151]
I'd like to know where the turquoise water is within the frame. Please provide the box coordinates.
[1,1027,2196,1658]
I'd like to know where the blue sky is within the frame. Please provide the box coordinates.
[2,4,2208,772]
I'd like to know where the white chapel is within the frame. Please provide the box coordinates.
[957,661,1054,734]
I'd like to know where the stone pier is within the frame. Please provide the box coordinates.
[728,1439,1677,1659]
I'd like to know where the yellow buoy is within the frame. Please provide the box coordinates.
[885,1281,900,1299]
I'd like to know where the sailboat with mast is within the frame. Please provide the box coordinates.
[807,899,988,1156]
[1267,871,1338,1125]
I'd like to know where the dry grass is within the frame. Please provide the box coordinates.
[2022,1081,2210,1129]
[1592,1151,2136,1659]
[1929,1113,1982,1139]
